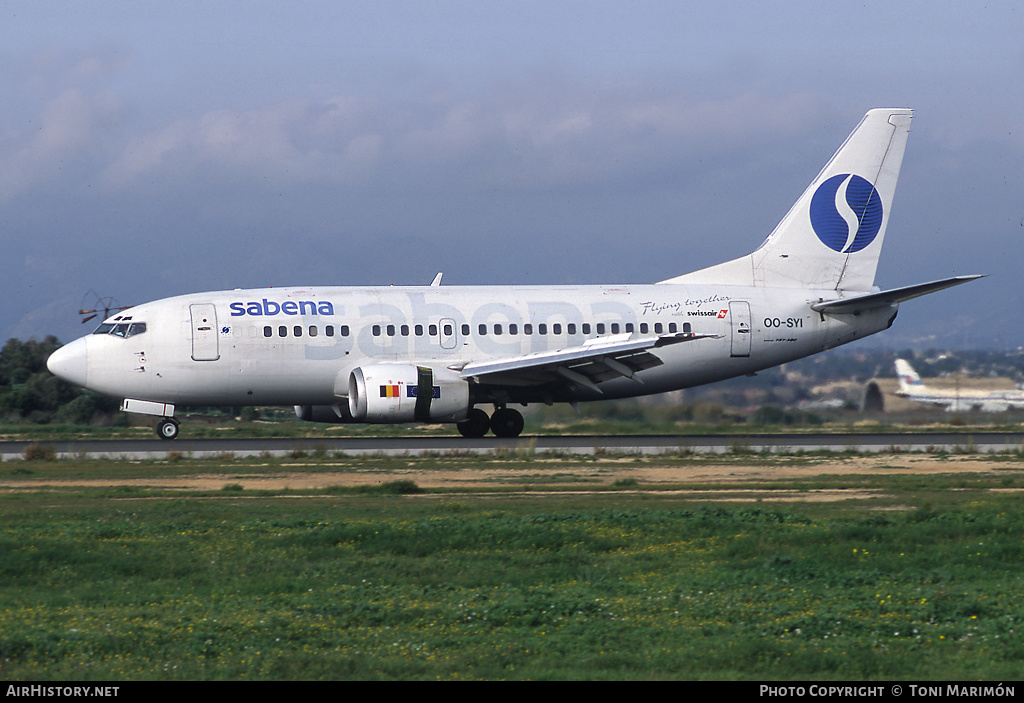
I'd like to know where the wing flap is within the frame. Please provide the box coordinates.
[457,331,718,391]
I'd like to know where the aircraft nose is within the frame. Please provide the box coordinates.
[47,337,89,388]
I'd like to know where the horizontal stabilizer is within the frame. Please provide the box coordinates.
[810,275,983,315]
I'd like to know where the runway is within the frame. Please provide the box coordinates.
[3,431,1023,461]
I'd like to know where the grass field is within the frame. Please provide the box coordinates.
[2,450,1024,680]
[3,404,1024,443]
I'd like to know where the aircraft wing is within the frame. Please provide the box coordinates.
[455,332,719,393]
[810,275,984,315]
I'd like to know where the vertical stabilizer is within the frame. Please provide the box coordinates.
[661,108,912,291]
[895,359,925,394]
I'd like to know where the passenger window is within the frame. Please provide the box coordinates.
[386,325,396,336]
[278,326,287,337]
[640,323,649,334]
[264,326,273,338]
[625,323,634,333]
[325,326,334,337]
[669,322,678,333]
[611,323,620,334]
[401,325,409,336]
[461,324,470,336]
[538,324,547,335]
[309,326,318,337]
[494,324,502,335]
[654,323,663,334]
[582,323,591,335]
[372,325,381,336]
[341,325,350,337]
[416,325,424,336]
[509,324,518,335]
[567,324,575,335]
[596,323,605,334]
[524,324,533,335]
[444,324,453,336]
[552,324,561,335]
[294,326,303,337]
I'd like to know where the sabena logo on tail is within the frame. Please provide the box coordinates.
[809,173,883,254]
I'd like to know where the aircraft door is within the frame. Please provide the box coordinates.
[729,301,751,357]
[439,317,458,350]
[190,304,220,361]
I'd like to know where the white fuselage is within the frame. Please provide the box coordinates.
[898,386,1024,412]
[895,359,1024,412]
[62,282,897,408]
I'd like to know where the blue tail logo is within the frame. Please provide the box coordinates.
[809,174,883,253]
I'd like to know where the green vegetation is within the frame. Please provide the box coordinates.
[2,453,1023,680]
[0,337,122,426]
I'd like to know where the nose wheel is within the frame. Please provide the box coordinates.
[156,418,180,440]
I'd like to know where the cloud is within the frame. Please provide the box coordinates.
[0,87,121,199]
[44,74,825,199]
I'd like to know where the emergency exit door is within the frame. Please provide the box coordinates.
[190,304,220,361]
[439,317,458,350]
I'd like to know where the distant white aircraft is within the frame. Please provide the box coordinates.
[895,359,1024,412]
[48,108,981,439]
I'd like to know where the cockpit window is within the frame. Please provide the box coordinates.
[92,322,147,338]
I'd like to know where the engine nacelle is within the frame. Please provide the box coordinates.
[348,364,470,423]
[294,403,358,424]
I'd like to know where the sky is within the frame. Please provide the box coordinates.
[3,1,1023,350]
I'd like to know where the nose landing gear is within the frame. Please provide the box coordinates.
[156,418,180,440]
[120,400,179,440]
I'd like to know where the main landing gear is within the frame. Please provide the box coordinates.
[457,406,525,439]
[156,417,180,440]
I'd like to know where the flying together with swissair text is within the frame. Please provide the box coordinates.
[47,108,981,439]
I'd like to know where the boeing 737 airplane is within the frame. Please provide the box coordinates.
[47,108,981,439]
[895,359,1024,412]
